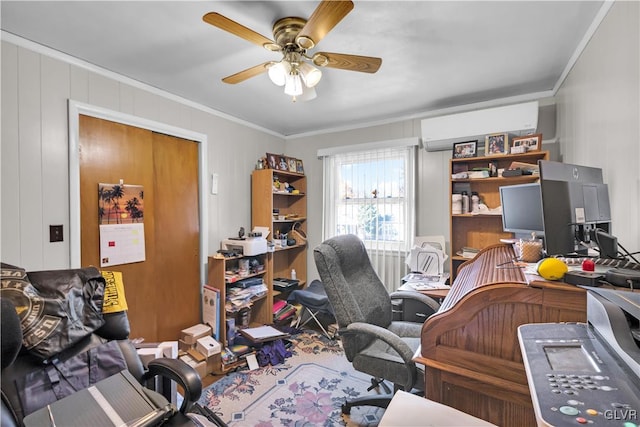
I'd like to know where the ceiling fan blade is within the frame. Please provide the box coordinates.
[222,62,271,84]
[313,52,382,73]
[203,12,278,50]
[296,0,354,49]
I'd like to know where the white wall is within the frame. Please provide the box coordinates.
[1,41,284,271]
[555,0,640,255]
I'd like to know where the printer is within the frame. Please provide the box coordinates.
[221,236,267,256]
[518,287,640,426]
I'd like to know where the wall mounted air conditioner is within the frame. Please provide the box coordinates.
[421,101,539,152]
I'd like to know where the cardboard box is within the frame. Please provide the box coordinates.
[178,339,195,352]
[187,348,206,363]
[180,324,212,345]
[196,336,221,357]
[207,353,222,375]
[179,354,207,379]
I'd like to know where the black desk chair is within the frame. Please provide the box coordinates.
[0,264,203,427]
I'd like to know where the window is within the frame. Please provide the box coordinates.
[320,139,417,290]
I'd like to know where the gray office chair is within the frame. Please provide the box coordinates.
[313,234,440,414]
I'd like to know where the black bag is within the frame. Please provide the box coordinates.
[0,263,106,360]
[16,339,128,417]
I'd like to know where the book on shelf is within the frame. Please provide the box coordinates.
[275,305,296,322]
[272,278,299,292]
[509,161,539,174]
[457,246,480,259]
[272,299,287,314]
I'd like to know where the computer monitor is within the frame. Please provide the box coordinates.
[538,160,612,256]
[499,183,545,240]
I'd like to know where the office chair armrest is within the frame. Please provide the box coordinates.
[389,291,440,313]
[343,322,416,367]
[143,358,202,414]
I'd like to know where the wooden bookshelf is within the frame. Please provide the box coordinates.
[449,150,549,280]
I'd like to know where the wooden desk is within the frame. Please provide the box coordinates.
[416,244,587,427]
[417,288,449,300]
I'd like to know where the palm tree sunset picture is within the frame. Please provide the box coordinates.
[98,183,144,225]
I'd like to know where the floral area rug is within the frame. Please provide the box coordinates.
[197,330,385,426]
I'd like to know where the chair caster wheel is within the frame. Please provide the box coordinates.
[342,403,351,415]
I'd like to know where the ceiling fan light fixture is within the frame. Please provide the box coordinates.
[299,62,322,88]
[298,86,317,102]
[205,1,382,100]
[284,73,303,97]
[268,61,290,86]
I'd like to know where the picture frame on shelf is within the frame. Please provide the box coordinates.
[295,159,304,174]
[452,140,478,159]
[511,133,542,153]
[485,133,509,156]
[277,155,289,171]
[287,157,297,173]
[266,153,278,169]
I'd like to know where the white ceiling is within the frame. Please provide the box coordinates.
[1,1,606,137]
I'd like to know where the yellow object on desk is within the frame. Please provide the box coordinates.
[536,258,569,280]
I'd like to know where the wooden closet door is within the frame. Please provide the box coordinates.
[79,115,200,341]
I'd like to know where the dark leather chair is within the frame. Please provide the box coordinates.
[0,265,202,427]
[313,234,440,414]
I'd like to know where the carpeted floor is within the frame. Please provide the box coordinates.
[197,329,386,426]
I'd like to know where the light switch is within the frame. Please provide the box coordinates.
[50,225,63,242]
[211,173,219,195]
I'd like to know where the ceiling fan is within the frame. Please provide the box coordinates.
[202,0,382,101]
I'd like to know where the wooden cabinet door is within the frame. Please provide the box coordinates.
[79,115,200,341]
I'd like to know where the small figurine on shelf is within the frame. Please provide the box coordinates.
[284,183,296,193]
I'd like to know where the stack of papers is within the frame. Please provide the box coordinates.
[457,247,480,259]
[400,273,450,290]
[225,284,268,312]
